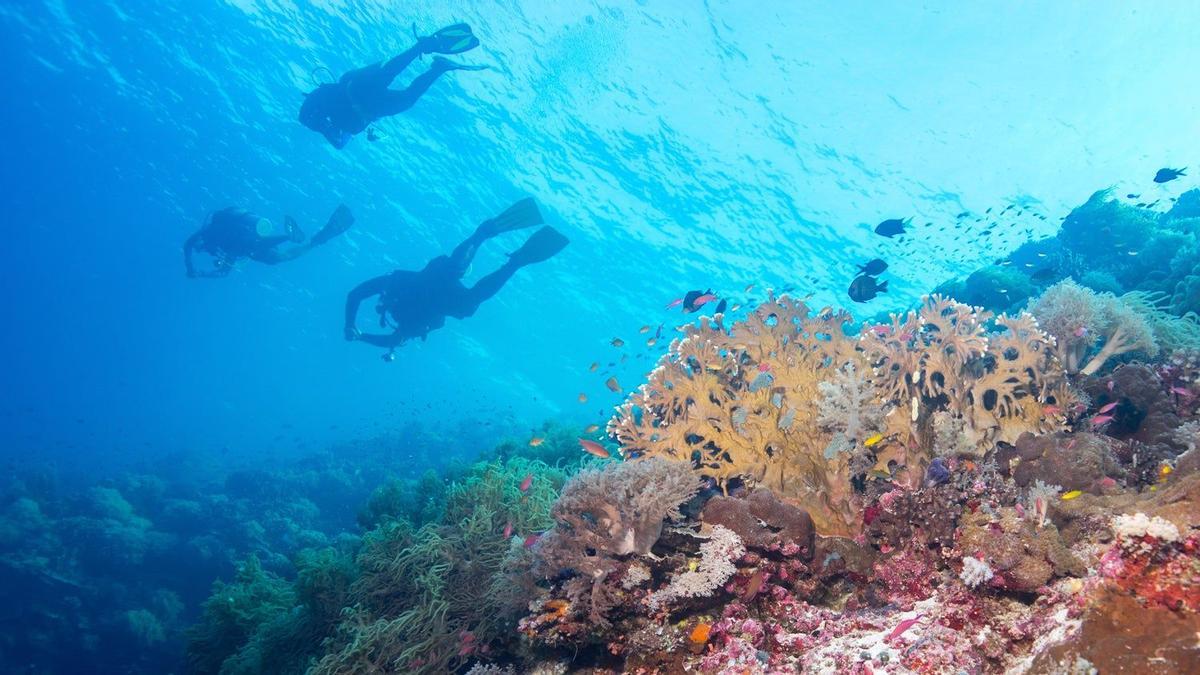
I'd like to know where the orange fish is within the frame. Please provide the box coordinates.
[519,473,534,492]
[578,393,588,404]
[580,439,611,458]
[585,424,600,433]
[503,521,513,538]
[689,622,711,644]
[605,376,621,392]
[523,533,540,549]
[528,437,544,447]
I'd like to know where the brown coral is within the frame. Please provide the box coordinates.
[700,489,814,558]
[609,297,867,535]
[609,295,1073,537]
[862,297,1074,455]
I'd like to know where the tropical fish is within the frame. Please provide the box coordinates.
[578,393,588,403]
[665,298,684,309]
[685,291,717,311]
[1060,490,1082,500]
[611,337,625,347]
[519,473,534,492]
[605,376,621,392]
[858,258,888,275]
[1096,401,1118,415]
[1153,167,1186,184]
[868,324,891,336]
[1170,386,1192,397]
[714,298,727,314]
[1090,413,1114,426]
[580,439,611,458]
[689,622,712,644]
[744,283,755,293]
[741,569,766,600]
[1073,325,1088,338]
[757,362,771,372]
[523,533,540,549]
[589,362,599,372]
[528,437,545,447]
[639,325,651,333]
[887,614,923,640]
[585,424,600,433]
[863,433,884,448]
[848,275,888,303]
[646,337,657,347]
[874,217,910,238]
[1041,404,1062,415]
[503,521,513,538]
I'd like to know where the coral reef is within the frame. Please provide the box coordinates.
[609,294,1070,536]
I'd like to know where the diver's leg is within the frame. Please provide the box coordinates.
[376,58,485,116]
[379,44,425,82]
[450,263,518,319]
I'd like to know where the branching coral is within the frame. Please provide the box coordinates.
[610,295,1071,535]
[862,296,1073,455]
[648,525,745,607]
[1028,279,1158,375]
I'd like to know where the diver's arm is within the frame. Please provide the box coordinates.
[183,232,201,277]
[354,331,406,348]
[344,275,392,339]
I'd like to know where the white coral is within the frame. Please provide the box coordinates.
[649,525,744,607]
[1111,512,1180,543]
[621,562,651,589]
[960,556,994,589]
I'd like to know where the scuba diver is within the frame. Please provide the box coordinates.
[184,204,354,278]
[344,198,568,358]
[299,23,485,149]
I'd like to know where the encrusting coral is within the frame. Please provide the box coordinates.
[610,294,1072,536]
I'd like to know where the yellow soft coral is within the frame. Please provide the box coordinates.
[609,294,1073,538]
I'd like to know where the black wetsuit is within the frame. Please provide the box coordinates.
[300,46,455,149]
[344,230,519,347]
[184,208,291,277]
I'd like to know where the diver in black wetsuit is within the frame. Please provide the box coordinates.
[343,199,568,357]
[298,23,485,149]
[184,204,354,278]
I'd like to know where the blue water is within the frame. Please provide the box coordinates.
[1,1,1198,672]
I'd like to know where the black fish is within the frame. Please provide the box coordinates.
[682,288,715,312]
[874,218,910,238]
[1030,267,1057,283]
[847,275,887,303]
[858,258,888,276]
[1154,167,1186,184]
[1126,193,1140,199]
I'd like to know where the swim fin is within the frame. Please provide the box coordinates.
[479,198,544,237]
[418,22,479,55]
[508,226,569,267]
[310,204,354,246]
